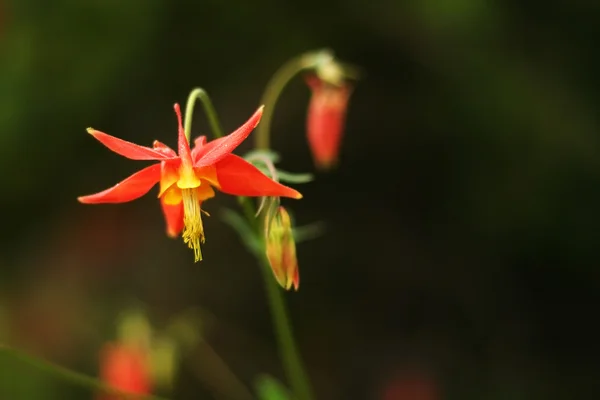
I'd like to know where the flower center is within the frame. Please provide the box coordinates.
[181,188,205,262]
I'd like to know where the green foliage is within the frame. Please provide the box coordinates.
[220,207,263,256]
[255,374,293,400]
[272,170,314,184]
[0,0,165,193]
[244,149,281,164]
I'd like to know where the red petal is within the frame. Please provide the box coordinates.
[78,164,161,204]
[194,136,208,147]
[160,197,184,237]
[292,267,300,291]
[191,135,208,163]
[194,107,264,168]
[215,154,302,199]
[87,129,175,160]
[153,140,177,157]
[306,82,351,169]
[174,104,194,168]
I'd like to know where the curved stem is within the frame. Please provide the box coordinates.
[0,344,170,400]
[184,88,225,142]
[255,49,334,150]
[249,50,335,400]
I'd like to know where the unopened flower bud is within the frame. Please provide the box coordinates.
[265,206,299,291]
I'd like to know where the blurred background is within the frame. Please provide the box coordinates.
[0,0,599,399]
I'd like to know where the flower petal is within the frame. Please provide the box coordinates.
[194,106,264,168]
[87,128,175,160]
[194,136,208,147]
[174,104,194,168]
[191,135,208,163]
[158,160,181,198]
[196,181,216,201]
[78,164,161,204]
[161,197,184,237]
[153,140,177,157]
[215,154,302,199]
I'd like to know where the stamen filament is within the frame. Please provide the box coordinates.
[181,188,205,262]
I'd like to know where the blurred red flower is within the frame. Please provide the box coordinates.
[98,343,151,400]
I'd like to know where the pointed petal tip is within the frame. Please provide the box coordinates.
[86,127,95,134]
[293,190,303,200]
[77,195,102,204]
[78,194,103,204]
[315,158,338,171]
[254,105,265,125]
[166,229,178,238]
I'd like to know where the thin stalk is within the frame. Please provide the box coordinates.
[258,258,314,400]
[184,88,225,142]
[255,49,334,150]
[0,345,170,400]
[241,195,313,400]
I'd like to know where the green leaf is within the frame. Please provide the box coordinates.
[275,170,315,184]
[254,166,314,184]
[293,222,326,243]
[244,149,281,164]
[255,374,293,400]
[220,208,263,255]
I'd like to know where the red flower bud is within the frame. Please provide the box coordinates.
[265,206,299,291]
[97,343,151,400]
[305,75,352,170]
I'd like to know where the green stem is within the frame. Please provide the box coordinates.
[258,258,314,400]
[255,49,334,150]
[240,195,314,400]
[184,88,225,142]
[0,345,170,400]
[249,51,336,400]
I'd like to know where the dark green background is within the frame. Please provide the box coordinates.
[0,0,598,399]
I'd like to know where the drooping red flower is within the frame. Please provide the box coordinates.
[305,75,352,170]
[79,104,302,261]
[98,343,151,400]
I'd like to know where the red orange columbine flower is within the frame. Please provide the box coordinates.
[79,104,302,261]
[305,75,352,170]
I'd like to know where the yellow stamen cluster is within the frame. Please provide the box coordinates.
[181,188,205,262]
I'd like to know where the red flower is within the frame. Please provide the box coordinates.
[98,343,150,400]
[79,104,302,261]
[305,75,352,170]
